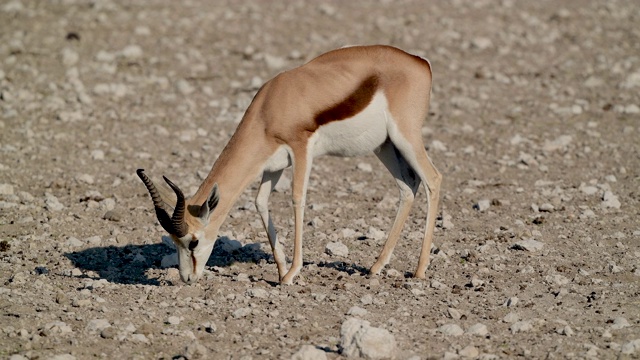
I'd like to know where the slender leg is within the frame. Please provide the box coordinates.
[370,141,421,275]
[390,135,442,279]
[281,147,312,285]
[256,169,287,280]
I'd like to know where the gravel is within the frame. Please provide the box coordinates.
[1,0,638,359]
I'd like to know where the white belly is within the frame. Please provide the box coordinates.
[312,91,389,157]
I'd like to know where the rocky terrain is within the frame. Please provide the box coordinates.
[1,0,639,359]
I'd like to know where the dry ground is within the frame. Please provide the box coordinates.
[1,0,639,359]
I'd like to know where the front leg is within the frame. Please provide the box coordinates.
[256,170,287,281]
[281,147,312,285]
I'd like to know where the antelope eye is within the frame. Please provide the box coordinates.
[188,240,199,251]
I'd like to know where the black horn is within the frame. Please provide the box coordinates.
[136,169,188,238]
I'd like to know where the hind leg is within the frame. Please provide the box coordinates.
[370,141,421,275]
[389,133,442,278]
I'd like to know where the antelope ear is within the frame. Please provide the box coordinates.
[198,183,220,220]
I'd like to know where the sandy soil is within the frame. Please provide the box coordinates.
[1,0,639,359]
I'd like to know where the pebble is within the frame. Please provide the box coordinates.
[474,199,491,212]
[360,294,373,305]
[166,316,181,325]
[121,44,143,60]
[46,194,65,211]
[610,317,630,330]
[233,307,252,318]
[85,236,102,246]
[67,237,84,247]
[466,323,489,336]
[103,210,121,222]
[347,306,369,317]
[601,191,621,209]
[340,318,396,359]
[100,326,116,339]
[556,325,574,336]
[437,323,464,336]
[459,345,480,358]
[512,239,544,252]
[503,312,520,323]
[291,345,327,360]
[357,162,373,172]
[622,339,640,355]
[184,341,209,359]
[510,320,533,334]
[447,308,462,320]
[325,241,349,257]
[504,297,519,307]
[0,183,14,195]
[246,288,268,299]
[86,319,111,333]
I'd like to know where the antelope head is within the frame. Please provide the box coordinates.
[136,169,219,284]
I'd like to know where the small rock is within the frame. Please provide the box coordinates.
[130,333,149,343]
[621,339,640,355]
[166,316,181,325]
[608,262,624,274]
[103,210,121,222]
[340,318,396,360]
[246,288,268,299]
[0,183,14,195]
[504,297,519,307]
[611,317,630,330]
[503,312,520,323]
[67,237,84,247]
[474,199,491,212]
[76,173,94,184]
[100,326,116,339]
[543,135,572,152]
[121,45,143,60]
[233,307,252,319]
[184,341,209,359]
[347,306,368,317]
[366,227,386,241]
[360,294,373,306]
[357,162,373,172]
[459,345,480,358]
[601,191,621,209]
[556,325,574,336]
[512,239,544,252]
[291,345,327,360]
[438,323,464,336]
[86,319,111,333]
[447,308,462,320]
[466,323,488,336]
[471,37,493,50]
[510,320,533,334]
[325,241,349,257]
[85,236,102,246]
[46,195,65,211]
[539,203,554,212]
[198,321,216,334]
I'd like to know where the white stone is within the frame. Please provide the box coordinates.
[475,199,491,212]
[466,323,488,336]
[86,319,111,333]
[347,306,368,317]
[184,340,208,359]
[85,236,102,246]
[46,195,65,211]
[503,312,520,323]
[447,308,462,320]
[601,190,621,209]
[340,318,396,360]
[76,173,94,184]
[556,325,574,336]
[512,239,544,252]
[166,316,181,325]
[232,307,252,319]
[471,37,493,50]
[621,71,640,88]
[504,297,519,307]
[431,140,448,152]
[0,183,14,195]
[543,135,572,152]
[121,45,143,60]
[291,345,327,360]
[61,48,79,67]
[459,346,480,358]
[357,162,373,172]
[246,288,269,299]
[622,339,640,355]
[438,323,464,336]
[325,241,349,257]
[366,227,386,241]
[510,320,533,334]
[611,317,630,330]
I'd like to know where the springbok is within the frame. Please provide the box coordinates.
[137,45,442,285]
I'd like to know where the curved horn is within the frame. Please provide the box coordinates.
[136,169,183,236]
[163,175,188,238]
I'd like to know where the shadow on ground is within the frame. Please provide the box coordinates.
[64,237,272,285]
